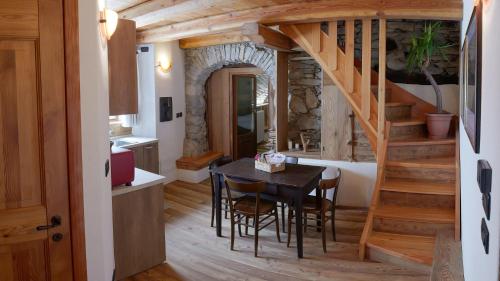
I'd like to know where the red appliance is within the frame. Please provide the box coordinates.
[111,146,135,187]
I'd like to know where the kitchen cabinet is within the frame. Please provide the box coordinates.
[108,19,138,116]
[112,169,166,280]
[130,142,159,174]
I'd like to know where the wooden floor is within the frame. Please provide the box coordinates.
[124,180,429,281]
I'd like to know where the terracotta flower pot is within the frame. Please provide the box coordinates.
[426,113,453,139]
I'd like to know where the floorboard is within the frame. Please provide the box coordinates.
[124,180,430,281]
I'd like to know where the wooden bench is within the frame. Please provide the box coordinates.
[176,151,224,171]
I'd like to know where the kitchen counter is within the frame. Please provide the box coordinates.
[112,168,166,197]
[111,136,158,149]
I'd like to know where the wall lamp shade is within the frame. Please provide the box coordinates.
[157,58,173,73]
[100,9,119,40]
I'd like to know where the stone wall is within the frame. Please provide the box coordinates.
[288,52,322,149]
[183,42,275,157]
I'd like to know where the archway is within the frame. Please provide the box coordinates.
[183,42,276,156]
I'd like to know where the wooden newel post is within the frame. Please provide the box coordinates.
[377,19,387,159]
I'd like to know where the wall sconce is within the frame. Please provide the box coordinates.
[99,8,119,40]
[474,0,481,6]
[157,58,173,73]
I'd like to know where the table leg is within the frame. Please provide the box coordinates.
[215,174,222,237]
[295,192,304,258]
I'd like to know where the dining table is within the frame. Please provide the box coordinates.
[210,157,326,258]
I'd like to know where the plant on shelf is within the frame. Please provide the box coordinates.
[406,22,453,139]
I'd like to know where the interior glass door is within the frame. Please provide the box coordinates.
[233,75,257,159]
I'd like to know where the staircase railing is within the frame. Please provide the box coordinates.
[280,19,387,156]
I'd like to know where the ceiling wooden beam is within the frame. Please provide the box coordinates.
[179,31,250,49]
[119,0,188,20]
[137,0,462,42]
[241,23,292,52]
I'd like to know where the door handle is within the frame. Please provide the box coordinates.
[36,216,61,231]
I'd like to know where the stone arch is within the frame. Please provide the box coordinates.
[183,42,276,156]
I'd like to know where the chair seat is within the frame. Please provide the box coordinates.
[304,195,333,211]
[234,197,275,215]
[288,195,332,212]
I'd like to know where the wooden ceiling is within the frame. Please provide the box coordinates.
[107,0,463,43]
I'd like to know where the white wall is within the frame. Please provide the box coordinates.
[299,159,376,207]
[154,42,186,183]
[396,84,460,114]
[460,1,500,280]
[79,0,115,280]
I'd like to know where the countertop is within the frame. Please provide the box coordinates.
[111,136,158,149]
[112,168,166,197]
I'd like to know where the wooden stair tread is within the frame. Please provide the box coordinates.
[388,138,456,147]
[386,157,455,169]
[385,102,416,107]
[367,232,435,265]
[382,179,455,195]
[374,205,454,224]
[391,119,426,126]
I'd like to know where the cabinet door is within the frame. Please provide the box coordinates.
[108,19,138,115]
[130,146,144,170]
[143,143,159,174]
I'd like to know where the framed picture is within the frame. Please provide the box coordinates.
[461,2,482,153]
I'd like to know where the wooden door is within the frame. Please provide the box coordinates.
[0,1,75,280]
[232,75,257,159]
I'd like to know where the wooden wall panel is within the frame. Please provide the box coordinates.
[321,75,352,161]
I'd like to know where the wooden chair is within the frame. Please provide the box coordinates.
[209,156,243,227]
[224,175,281,257]
[287,168,342,253]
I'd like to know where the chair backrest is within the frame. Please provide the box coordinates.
[209,156,233,171]
[224,175,266,193]
[209,156,233,191]
[285,156,299,164]
[319,168,342,190]
[319,168,342,209]
[223,175,267,215]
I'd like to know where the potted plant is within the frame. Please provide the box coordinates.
[406,22,453,139]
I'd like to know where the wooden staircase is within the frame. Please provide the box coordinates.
[280,20,459,270]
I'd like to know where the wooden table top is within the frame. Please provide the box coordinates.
[210,158,325,188]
